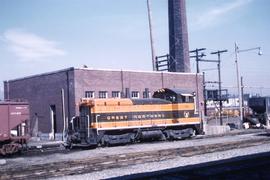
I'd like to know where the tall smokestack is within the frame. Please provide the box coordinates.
[168,0,190,72]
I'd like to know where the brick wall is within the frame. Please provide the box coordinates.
[74,68,203,115]
[4,67,203,134]
[4,68,75,133]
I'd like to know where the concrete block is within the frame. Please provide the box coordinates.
[29,137,41,142]
[40,133,63,141]
[0,159,6,165]
[204,125,230,135]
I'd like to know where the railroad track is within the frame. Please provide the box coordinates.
[1,136,270,180]
[19,129,266,157]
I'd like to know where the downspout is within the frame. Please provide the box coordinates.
[121,70,124,98]
[66,70,71,129]
[63,69,71,132]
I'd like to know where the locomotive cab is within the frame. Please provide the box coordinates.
[246,97,270,127]
[153,88,194,103]
[66,102,98,148]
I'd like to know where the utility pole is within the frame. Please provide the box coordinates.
[211,50,228,125]
[147,0,156,71]
[234,43,243,128]
[190,48,206,117]
[190,48,228,125]
[234,43,262,128]
[203,72,207,116]
[190,48,206,73]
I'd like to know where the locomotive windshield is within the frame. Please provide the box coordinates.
[248,97,266,114]
[181,95,194,103]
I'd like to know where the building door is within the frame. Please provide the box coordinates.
[50,105,57,140]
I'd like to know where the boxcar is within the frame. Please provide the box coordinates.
[0,101,30,155]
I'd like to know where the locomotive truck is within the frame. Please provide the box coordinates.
[65,88,202,148]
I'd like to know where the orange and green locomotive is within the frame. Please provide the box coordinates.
[66,88,202,147]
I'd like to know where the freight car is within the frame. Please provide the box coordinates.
[65,88,202,147]
[245,97,270,128]
[0,101,30,155]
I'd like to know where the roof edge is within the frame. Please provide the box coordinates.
[5,67,202,82]
[75,67,201,75]
[5,67,75,82]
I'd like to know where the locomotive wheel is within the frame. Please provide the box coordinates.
[0,148,6,156]
[101,137,109,147]
[163,131,173,141]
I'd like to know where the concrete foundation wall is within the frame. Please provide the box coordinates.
[204,125,231,135]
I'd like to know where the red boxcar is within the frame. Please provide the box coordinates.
[0,101,30,155]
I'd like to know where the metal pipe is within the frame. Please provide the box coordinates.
[238,47,261,53]
[96,114,100,135]
[66,70,71,126]
[87,115,90,138]
[70,116,76,130]
[61,89,66,133]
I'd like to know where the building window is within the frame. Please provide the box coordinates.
[131,91,140,99]
[143,92,151,98]
[112,91,121,98]
[99,91,108,98]
[85,91,94,98]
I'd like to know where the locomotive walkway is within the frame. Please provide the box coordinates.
[0,130,270,180]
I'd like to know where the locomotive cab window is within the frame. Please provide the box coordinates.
[181,95,194,103]
[165,95,177,103]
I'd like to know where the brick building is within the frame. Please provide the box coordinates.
[4,67,203,139]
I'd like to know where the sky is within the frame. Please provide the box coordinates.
[0,0,269,99]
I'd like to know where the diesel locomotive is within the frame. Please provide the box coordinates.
[65,88,202,147]
[245,96,270,128]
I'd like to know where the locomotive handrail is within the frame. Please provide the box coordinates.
[70,116,76,130]
[96,114,100,135]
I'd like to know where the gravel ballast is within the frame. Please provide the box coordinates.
[1,130,269,179]
[51,143,270,180]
